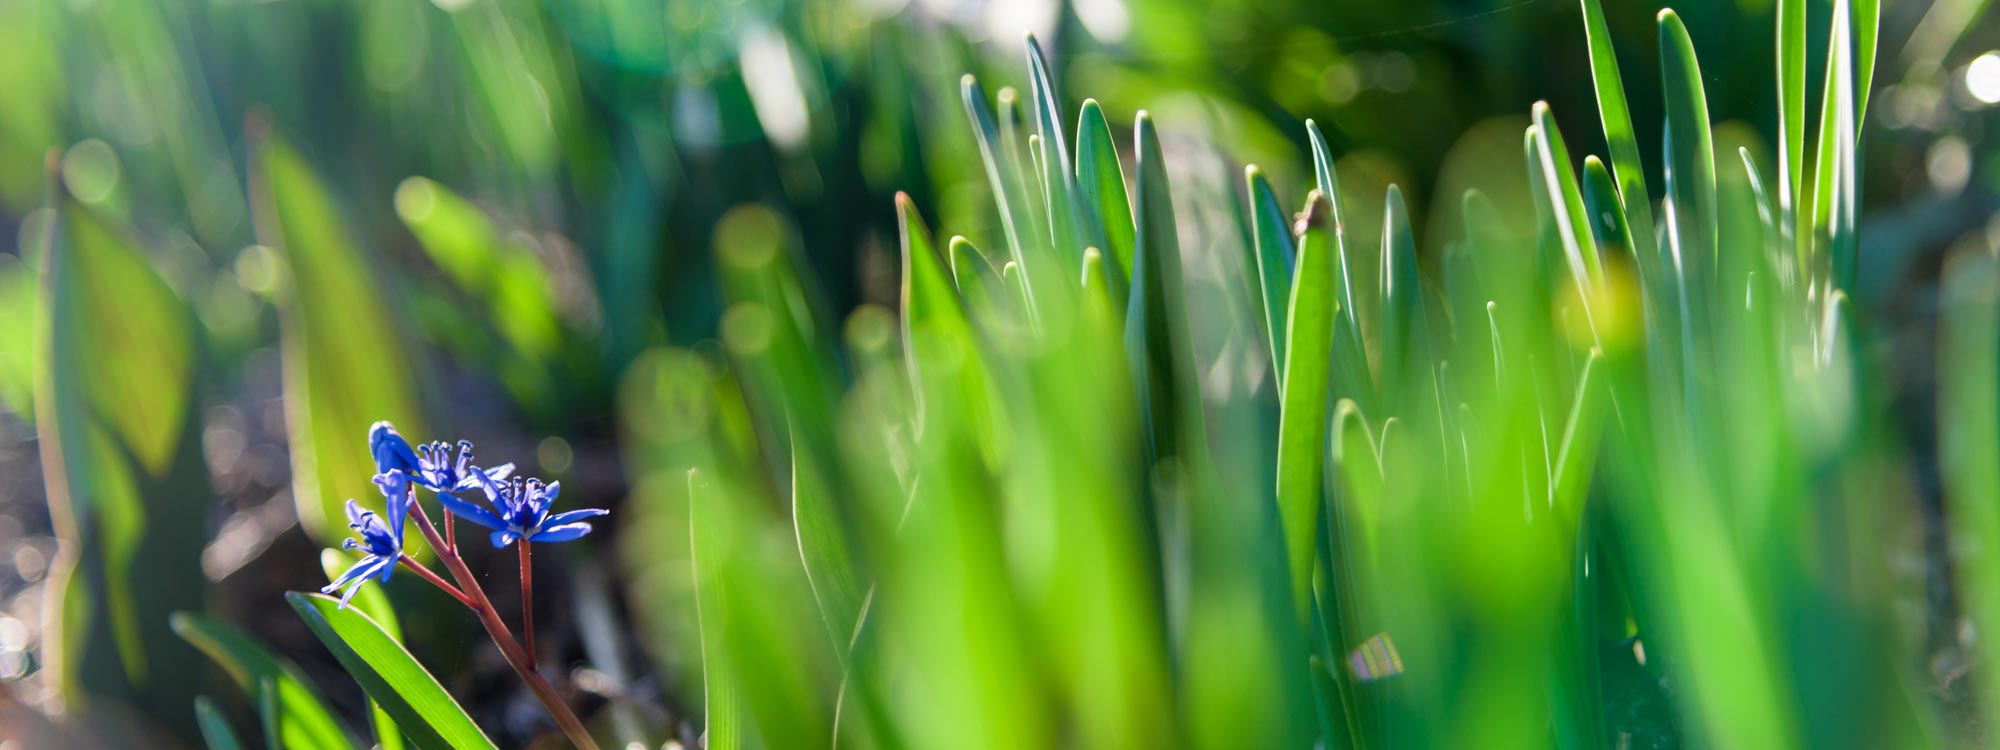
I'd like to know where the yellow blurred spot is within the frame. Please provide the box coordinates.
[234,245,282,295]
[537,436,573,474]
[1556,259,1642,354]
[61,139,120,204]
[394,176,438,223]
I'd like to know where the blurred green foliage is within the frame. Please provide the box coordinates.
[7,0,2000,747]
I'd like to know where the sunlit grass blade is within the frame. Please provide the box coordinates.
[1024,34,1088,268]
[1777,0,1806,254]
[194,696,244,750]
[1659,10,1717,286]
[37,183,208,736]
[286,593,497,750]
[1305,120,1363,341]
[1077,99,1135,289]
[1808,0,1865,288]
[1276,190,1337,613]
[1246,165,1296,377]
[250,128,428,546]
[170,613,353,749]
[1577,0,1656,261]
[1530,103,1605,293]
[961,75,1039,284]
[689,470,747,750]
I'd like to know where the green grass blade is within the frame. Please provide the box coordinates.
[194,696,245,750]
[1246,165,1296,378]
[1025,34,1088,267]
[1659,9,1718,287]
[689,470,747,750]
[250,129,429,547]
[1581,156,1634,260]
[1940,247,2000,730]
[37,185,209,736]
[1305,120,1362,335]
[960,75,1039,284]
[1276,189,1337,614]
[285,593,497,750]
[1777,0,1806,252]
[1127,111,1207,467]
[1531,102,1605,289]
[1379,184,1433,390]
[169,613,353,749]
[1577,0,1657,261]
[1076,99,1135,293]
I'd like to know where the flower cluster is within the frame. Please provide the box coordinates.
[322,421,608,604]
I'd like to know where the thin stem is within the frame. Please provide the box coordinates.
[398,553,471,606]
[407,503,598,750]
[520,542,537,669]
[444,508,457,550]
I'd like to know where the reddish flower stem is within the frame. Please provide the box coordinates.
[520,542,537,669]
[397,553,472,606]
[408,500,597,750]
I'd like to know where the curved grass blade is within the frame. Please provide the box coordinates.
[169,613,353,749]
[195,696,245,750]
[1777,0,1806,254]
[689,470,747,750]
[1246,165,1296,378]
[1378,184,1434,390]
[285,593,497,750]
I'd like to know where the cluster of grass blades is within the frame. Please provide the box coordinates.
[611,0,2000,749]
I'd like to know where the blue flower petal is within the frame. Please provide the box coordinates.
[528,522,595,543]
[437,492,508,531]
[490,529,519,548]
[540,508,609,527]
[369,422,421,476]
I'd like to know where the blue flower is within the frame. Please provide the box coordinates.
[322,500,402,606]
[369,421,514,494]
[439,475,608,548]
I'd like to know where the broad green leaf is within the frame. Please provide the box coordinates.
[286,593,497,750]
[1276,190,1336,614]
[251,130,427,545]
[1659,10,1717,287]
[170,613,353,750]
[194,696,245,750]
[320,549,406,750]
[1126,111,1208,468]
[1577,0,1657,262]
[1246,165,1296,377]
[37,186,208,736]
[1076,99,1135,289]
